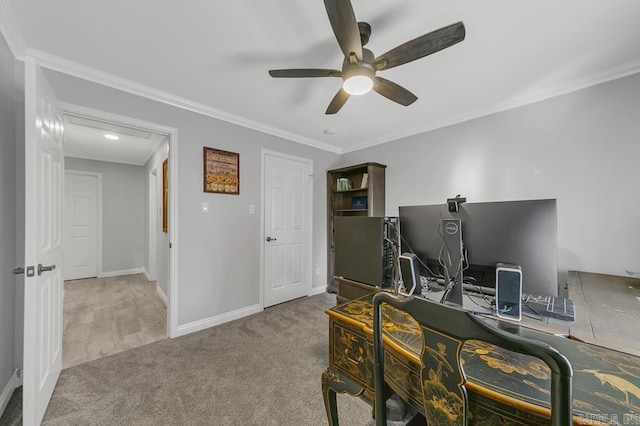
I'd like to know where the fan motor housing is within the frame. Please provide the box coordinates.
[342,48,375,81]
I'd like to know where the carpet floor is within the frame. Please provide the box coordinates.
[4,292,386,425]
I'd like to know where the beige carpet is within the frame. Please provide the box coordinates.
[63,274,166,369]
[36,292,378,425]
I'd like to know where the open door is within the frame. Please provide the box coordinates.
[22,57,64,425]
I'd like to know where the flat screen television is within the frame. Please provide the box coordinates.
[398,199,558,297]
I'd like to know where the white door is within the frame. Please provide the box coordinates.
[63,171,99,280]
[263,152,313,307]
[23,57,64,426]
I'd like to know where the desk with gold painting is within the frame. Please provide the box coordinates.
[322,272,640,425]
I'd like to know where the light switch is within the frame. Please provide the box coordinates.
[249,204,256,214]
[202,201,209,213]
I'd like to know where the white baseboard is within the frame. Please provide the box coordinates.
[175,304,263,337]
[143,268,152,281]
[156,283,168,306]
[98,267,145,278]
[0,369,20,419]
[309,286,328,296]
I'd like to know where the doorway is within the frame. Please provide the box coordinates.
[59,104,177,368]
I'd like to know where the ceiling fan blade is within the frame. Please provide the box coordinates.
[374,22,465,71]
[269,69,342,78]
[373,77,418,106]
[324,0,363,61]
[325,89,350,114]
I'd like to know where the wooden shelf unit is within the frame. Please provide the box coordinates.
[326,162,386,293]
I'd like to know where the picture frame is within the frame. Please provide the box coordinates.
[203,147,240,195]
[162,159,168,233]
[350,195,368,210]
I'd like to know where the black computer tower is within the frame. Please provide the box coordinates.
[334,216,399,288]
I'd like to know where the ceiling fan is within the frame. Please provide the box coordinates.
[268,0,465,114]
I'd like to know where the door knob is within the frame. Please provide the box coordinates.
[37,263,56,276]
[266,236,277,242]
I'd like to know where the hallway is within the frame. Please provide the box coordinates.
[63,274,166,369]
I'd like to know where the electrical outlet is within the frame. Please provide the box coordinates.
[316,268,321,276]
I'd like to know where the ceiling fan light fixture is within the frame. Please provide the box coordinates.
[343,75,373,95]
[342,65,374,95]
[267,0,465,114]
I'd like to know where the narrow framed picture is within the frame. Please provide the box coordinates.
[203,147,239,195]
[162,159,168,232]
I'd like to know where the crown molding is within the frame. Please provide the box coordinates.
[343,60,640,154]
[0,0,25,59]
[25,48,343,154]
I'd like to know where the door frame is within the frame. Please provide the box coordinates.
[59,102,180,338]
[259,149,314,308]
[63,169,103,279]
[147,166,158,282]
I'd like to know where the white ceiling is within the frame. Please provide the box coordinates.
[63,115,166,166]
[3,1,640,153]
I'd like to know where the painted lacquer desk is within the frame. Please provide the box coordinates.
[322,290,640,425]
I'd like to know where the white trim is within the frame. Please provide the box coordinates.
[143,268,152,281]
[167,129,179,339]
[60,103,174,136]
[343,60,640,153]
[309,286,327,296]
[65,152,147,167]
[98,267,145,278]
[63,170,103,279]
[260,149,314,308]
[0,369,20,419]
[155,283,168,306]
[147,166,158,282]
[27,48,341,154]
[175,304,263,337]
[0,1,26,59]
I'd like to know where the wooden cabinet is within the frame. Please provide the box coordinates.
[326,162,386,293]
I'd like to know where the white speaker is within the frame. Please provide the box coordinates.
[495,263,522,321]
[399,253,420,295]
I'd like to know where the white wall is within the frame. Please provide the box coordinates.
[0,29,17,409]
[65,157,146,275]
[44,69,341,328]
[341,72,640,285]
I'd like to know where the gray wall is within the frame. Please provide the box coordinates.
[46,69,341,327]
[0,30,17,399]
[65,157,146,274]
[341,72,640,284]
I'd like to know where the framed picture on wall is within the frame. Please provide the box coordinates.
[162,159,168,233]
[203,147,240,195]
